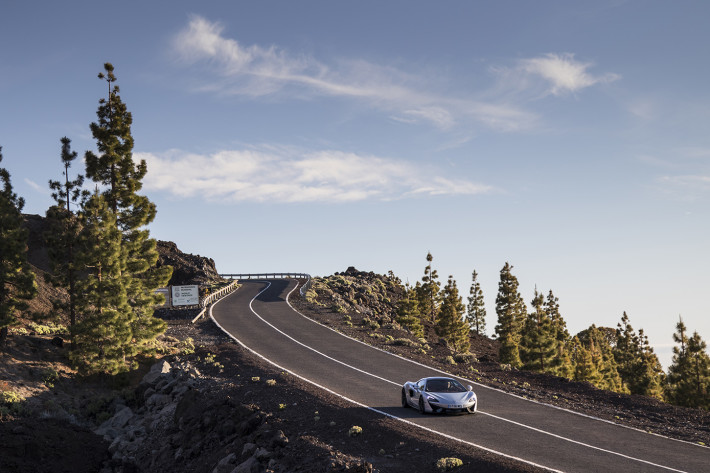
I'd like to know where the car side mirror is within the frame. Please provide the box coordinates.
[467,385,473,391]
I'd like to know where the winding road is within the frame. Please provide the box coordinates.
[210,279,709,473]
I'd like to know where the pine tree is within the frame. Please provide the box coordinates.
[395,286,424,338]
[84,63,171,359]
[416,252,440,323]
[570,336,602,386]
[45,137,87,348]
[666,318,710,409]
[577,325,626,393]
[495,262,526,367]
[544,290,573,378]
[614,312,664,399]
[435,276,470,353]
[0,147,37,347]
[466,270,486,335]
[70,192,133,375]
[519,289,557,373]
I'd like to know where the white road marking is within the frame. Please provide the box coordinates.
[210,280,692,473]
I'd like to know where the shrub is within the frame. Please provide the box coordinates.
[251,377,260,382]
[348,425,363,437]
[444,356,456,365]
[42,368,60,388]
[390,338,416,347]
[500,363,512,371]
[333,304,347,314]
[178,337,195,355]
[454,352,477,364]
[29,322,68,335]
[361,317,380,330]
[266,379,277,387]
[436,457,463,472]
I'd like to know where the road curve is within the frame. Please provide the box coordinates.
[210,279,709,473]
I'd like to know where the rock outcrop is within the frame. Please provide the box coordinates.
[95,360,290,473]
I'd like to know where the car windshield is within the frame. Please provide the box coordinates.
[425,378,466,393]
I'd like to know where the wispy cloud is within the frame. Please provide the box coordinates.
[137,147,493,203]
[519,53,620,96]
[171,15,540,132]
[490,53,620,100]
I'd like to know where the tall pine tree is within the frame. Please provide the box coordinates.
[576,325,626,393]
[614,312,664,399]
[665,318,710,410]
[0,147,37,347]
[495,262,526,367]
[45,137,87,348]
[70,192,133,375]
[416,252,440,323]
[519,289,557,373]
[436,276,470,353]
[84,63,172,360]
[395,286,424,338]
[466,270,486,335]
[544,290,573,378]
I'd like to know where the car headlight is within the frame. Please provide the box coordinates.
[426,396,439,404]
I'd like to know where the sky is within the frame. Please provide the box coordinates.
[2,1,709,369]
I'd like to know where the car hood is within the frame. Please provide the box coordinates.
[427,392,475,404]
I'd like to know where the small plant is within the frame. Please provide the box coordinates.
[251,376,260,382]
[42,368,60,388]
[178,337,195,355]
[390,338,416,347]
[379,449,386,455]
[436,457,463,472]
[522,382,531,389]
[278,403,287,410]
[266,379,277,387]
[500,363,512,371]
[348,425,363,437]
[204,353,216,363]
[361,317,380,330]
[444,355,456,365]
[29,322,68,335]
[10,327,28,335]
[454,352,477,364]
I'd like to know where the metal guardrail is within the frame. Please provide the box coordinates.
[219,273,312,297]
[190,279,240,323]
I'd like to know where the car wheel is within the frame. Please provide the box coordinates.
[418,397,426,414]
[401,388,408,408]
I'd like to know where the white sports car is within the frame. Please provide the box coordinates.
[402,377,477,414]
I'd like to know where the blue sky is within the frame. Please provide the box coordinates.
[2,1,709,368]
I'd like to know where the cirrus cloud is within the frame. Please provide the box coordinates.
[138,147,494,203]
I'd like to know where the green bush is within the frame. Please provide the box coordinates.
[443,356,456,365]
[29,322,68,335]
[454,352,477,364]
[42,368,60,388]
[436,457,463,472]
[348,425,363,437]
[178,337,195,355]
[389,338,416,347]
[361,317,380,330]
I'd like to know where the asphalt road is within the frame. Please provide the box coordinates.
[210,279,709,473]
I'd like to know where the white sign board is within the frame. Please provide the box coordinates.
[172,285,199,306]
